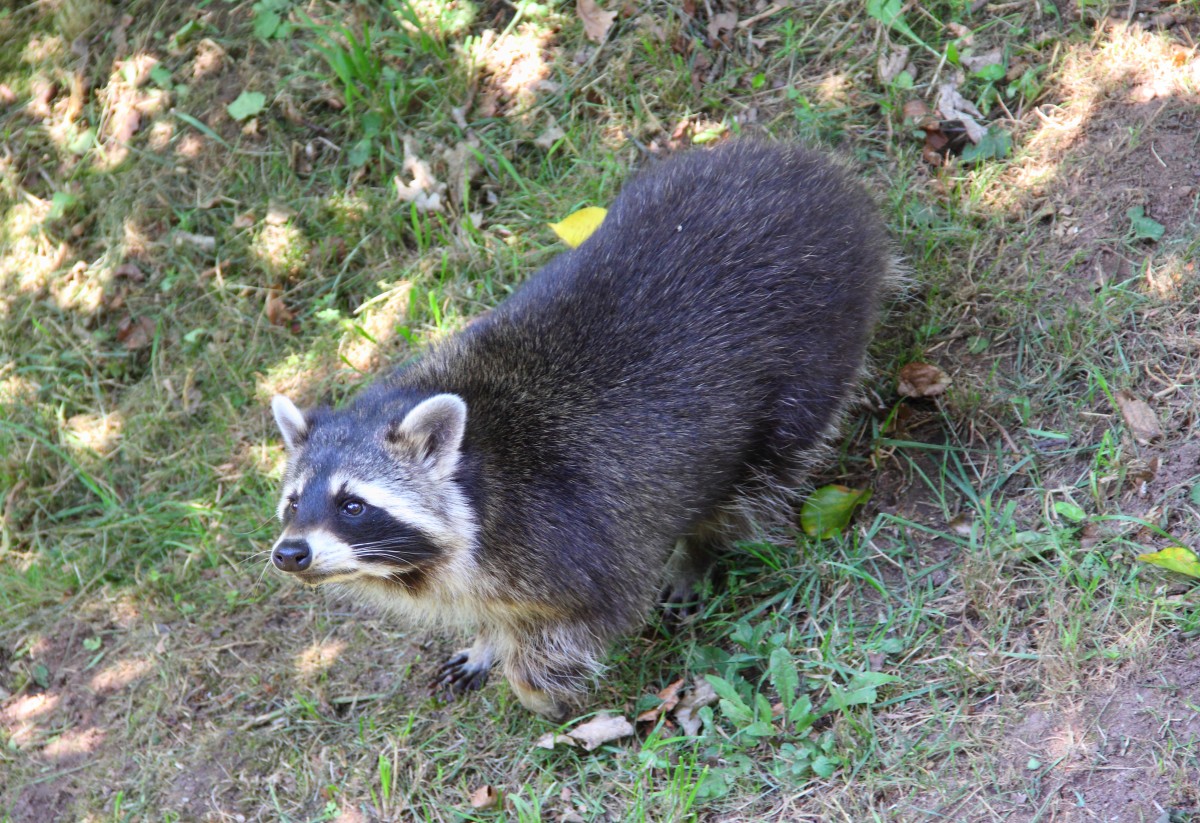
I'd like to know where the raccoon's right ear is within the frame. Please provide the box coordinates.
[387,394,467,476]
[271,395,309,451]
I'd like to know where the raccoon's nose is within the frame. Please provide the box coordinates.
[272,539,312,573]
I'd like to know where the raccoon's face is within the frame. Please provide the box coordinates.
[267,393,477,590]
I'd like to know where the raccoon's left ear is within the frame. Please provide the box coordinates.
[388,394,467,475]
[272,395,309,451]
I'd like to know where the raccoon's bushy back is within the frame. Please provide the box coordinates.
[396,142,887,549]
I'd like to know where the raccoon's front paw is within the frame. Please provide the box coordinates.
[658,579,704,626]
[432,649,492,698]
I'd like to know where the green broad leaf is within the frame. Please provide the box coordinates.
[973,63,1006,82]
[32,663,50,689]
[742,721,776,737]
[821,672,899,713]
[254,7,282,40]
[961,126,1012,163]
[348,137,374,168]
[82,637,102,651]
[149,64,173,87]
[788,694,815,729]
[1127,206,1165,242]
[705,675,753,725]
[227,90,266,121]
[866,0,922,46]
[67,127,95,155]
[1053,501,1087,522]
[1137,546,1200,579]
[811,754,839,778]
[1190,483,1200,506]
[800,485,872,539]
[46,191,78,221]
[768,647,799,713]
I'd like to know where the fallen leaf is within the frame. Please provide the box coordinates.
[548,207,607,248]
[878,45,911,84]
[707,11,738,44]
[233,212,256,230]
[265,203,294,225]
[1114,390,1162,445]
[265,291,293,326]
[172,231,217,252]
[935,82,986,144]
[577,0,617,43]
[961,48,1003,74]
[800,484,872,539]
[227,90,266,122]
[395,137,446,213]
[116,315,156,351]
[113,262,145,281]
[1137,546,1200,579]
[534,732,578,750]
[534,118,566,149]
[947,513,973,536]
[565,713,634,751]
[672,677,717,736]
[468,785,499,809]
[898,362,951,398]
[636,678,685,723]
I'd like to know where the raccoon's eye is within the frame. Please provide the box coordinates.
[288,498,299,512]
[340,499,366,517]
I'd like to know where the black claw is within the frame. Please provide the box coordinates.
[430,651,491,700]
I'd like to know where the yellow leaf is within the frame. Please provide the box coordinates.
[1137,546,1200,579]
[548,207,607,248]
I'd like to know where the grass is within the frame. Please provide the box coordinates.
[2,0,1199,820]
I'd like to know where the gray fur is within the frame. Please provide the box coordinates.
[269,141,890,720]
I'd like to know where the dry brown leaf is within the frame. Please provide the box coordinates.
[902,99,932,125]
[707,11,738,44]
[468,785,499,809]
[1114,390,1163,445]
[395,138,446,212]
[577,0,617,43]
[113,262,144,281]
[636,678,686,723]
[935,82,986,144]
[265,291,294,327]
[172,231,216,252]
[534,118,566,149]
[878,45,911,84]
[672,677,718,736]
[116,315,155,351]
[533,732,578,750]
[110,101,141,145]
[265,203,294,225]
[233,212,256,230]
[898,362,951,398]
[947,513,973,536]
[566,713,634,751]
[960,48,1003,74]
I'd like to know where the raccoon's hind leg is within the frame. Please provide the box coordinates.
[432,635,494,698]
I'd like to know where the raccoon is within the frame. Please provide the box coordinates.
[268,141,890,721]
